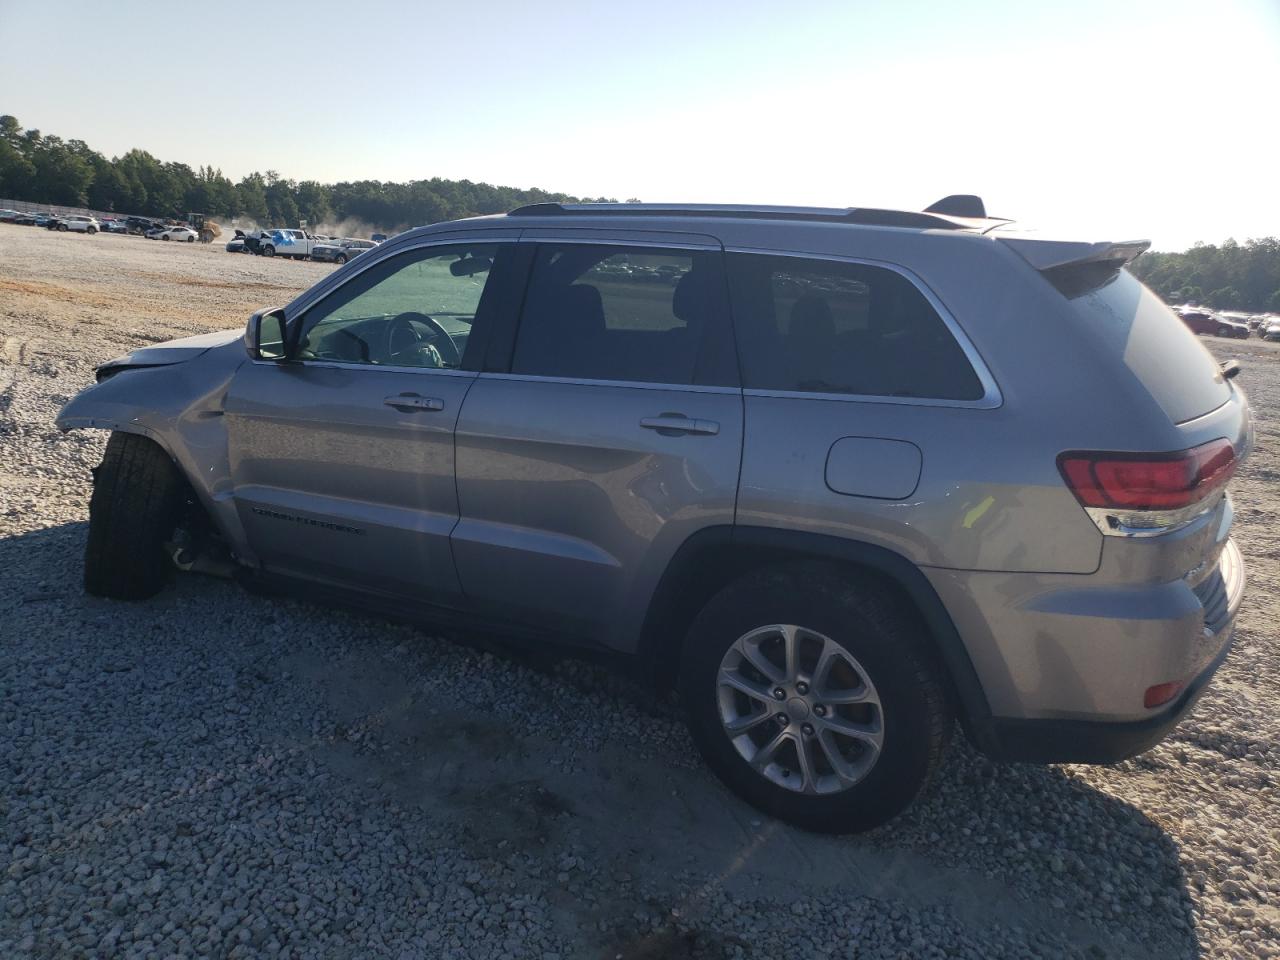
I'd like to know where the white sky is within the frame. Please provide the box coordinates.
[1,0,1276,250]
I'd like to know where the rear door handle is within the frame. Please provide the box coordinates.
[384,394,444,412]
[639,414,720,436]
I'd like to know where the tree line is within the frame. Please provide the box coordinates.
[0,114,623,231]
[1130,238,1280,313]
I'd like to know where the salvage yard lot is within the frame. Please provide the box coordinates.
[2,222,1279,959]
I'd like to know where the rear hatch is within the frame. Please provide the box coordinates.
[999,235,1232,425]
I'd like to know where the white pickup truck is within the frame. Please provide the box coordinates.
[260,229,324,259]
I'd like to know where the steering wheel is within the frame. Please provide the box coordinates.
[385,312,461,367]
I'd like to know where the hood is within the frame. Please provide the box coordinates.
[97,329,243,378]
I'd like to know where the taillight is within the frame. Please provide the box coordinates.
[1058,439,1236,512]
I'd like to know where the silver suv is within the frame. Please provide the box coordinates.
[58,197,1250,832]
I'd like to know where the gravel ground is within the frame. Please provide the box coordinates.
[1,223,1278,959]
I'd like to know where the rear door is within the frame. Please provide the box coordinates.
[224,235,523,602]
[452,232,743,647]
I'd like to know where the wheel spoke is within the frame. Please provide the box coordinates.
[816,729,867,785]
[750,729,790,771]
[813,638,876,705]
[820,713,882,746]
[723,709,773,735]
[718,668,775,705]
[737,634,784,683]
[794,731,819,794]
[818,685,874,706]
[780,624,799,682]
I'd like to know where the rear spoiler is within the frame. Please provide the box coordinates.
[998,237,1151,297]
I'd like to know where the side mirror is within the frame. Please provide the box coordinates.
[245,308,288,360]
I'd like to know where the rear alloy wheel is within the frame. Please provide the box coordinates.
[335,254,347,264]
[262,245,275,257]
[186,235,194,242]
[87,226,97,234]
[680,564,950,833]
[162,234,170,241]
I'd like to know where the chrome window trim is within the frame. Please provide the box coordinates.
[251,358,476,377]
[724,246,1003,410]
[476,371,739,395]
[516,235,722,252]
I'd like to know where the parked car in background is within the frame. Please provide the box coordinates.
[102,218,130,234]
[33,214,55,228]
[125,216,158,236]
[226,235,247,253]
[58,215,100,234]
[0,209,19,223]
[1263,322,1280,342]
[57,197,1251,833]
[310,237,379,264]
[1178,309,1249,339]
[147,225,198,242]
[259,229,324,259]
[12,211,39,226]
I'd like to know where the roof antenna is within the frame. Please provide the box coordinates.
[924,195,986,218]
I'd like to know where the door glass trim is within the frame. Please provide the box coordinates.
[475,371,739,395]
[254,359,478,377]
[724,246,1003,409]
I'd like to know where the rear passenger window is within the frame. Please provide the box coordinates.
[726,254,985,401]
[511,245,734,385]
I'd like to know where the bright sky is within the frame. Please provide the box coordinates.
[1,0,1276,250]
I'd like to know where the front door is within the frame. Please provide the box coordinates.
[224,239,520,603]
[453,235,744,648]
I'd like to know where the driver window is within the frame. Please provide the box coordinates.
[297,243,498,368]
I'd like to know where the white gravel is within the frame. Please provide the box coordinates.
[1,224,1278,959]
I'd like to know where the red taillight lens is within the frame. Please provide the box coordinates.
[1058,439,1236,511]
[1143,679,1186,709]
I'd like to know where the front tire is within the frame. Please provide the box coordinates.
[679,564,951,833]
[262,245,275,257]
[162,234,170,241]
[87,226,97,234]
[186,235,194,243]
[85,433,184,600]
[335,254,347,265]
[58,224,68,231]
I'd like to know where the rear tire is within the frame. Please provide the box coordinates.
[679,563,951,833]
[87,226,97,234]
[58,224,68,231]
[335,254,347,265]
[262,245,275,257]
[84,433,184,600]
[163,234,170,241]
[1217,326,1229,337]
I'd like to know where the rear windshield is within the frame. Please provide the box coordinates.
[1073,270,1230,424]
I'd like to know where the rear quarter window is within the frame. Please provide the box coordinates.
[725,253,985,401]
[1072,271,1230,424]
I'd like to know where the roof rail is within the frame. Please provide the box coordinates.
[506,202,969,230]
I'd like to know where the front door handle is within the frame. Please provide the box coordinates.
[384,393,444,412]
[639,414,720,436]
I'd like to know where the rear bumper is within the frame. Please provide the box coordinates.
[931,533,1245,763]
[971,624,1235,763]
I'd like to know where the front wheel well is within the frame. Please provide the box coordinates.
[637,528,991,739]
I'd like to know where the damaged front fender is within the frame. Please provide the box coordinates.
[57,334,258,567]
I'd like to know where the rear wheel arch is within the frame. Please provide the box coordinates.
[637,525,992,738]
